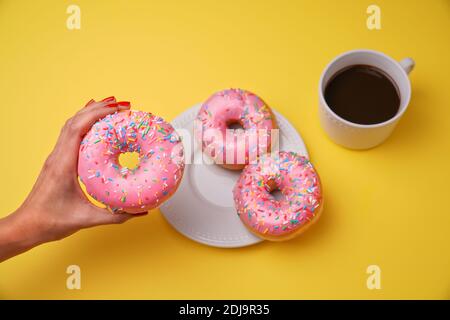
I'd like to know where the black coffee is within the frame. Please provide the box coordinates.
[324,65,400,125]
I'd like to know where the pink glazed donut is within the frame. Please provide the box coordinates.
[78,110,184,213]
[233,151,323,241]
[195,89,277,170]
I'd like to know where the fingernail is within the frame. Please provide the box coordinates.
[117,101,131,107]
[106,102,119,108]
[84,99,95,107]
[102,96,116,102]
[133,211,148,216]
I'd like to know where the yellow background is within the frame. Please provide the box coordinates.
[0,0,449,299]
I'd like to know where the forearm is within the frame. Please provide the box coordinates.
[0,209,45,262]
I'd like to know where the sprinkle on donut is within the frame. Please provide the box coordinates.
[78,110,184,213]
[233,151,323,240]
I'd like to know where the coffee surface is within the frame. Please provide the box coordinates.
[324,65,400,125]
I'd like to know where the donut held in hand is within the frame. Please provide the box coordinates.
[78,110,184,213]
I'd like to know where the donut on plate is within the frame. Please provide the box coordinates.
[233,151,323,241]
[78,110,184,213]
[195,88,277,170]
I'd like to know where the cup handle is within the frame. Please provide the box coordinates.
[399,57,415,74]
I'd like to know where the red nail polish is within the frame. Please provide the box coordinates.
[117,101,131,107]
[106,102,119,108]
[84,99,95,107]
[102,96,116,102]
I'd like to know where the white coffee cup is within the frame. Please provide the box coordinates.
[318,49,414,149]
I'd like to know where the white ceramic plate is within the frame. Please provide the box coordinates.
[160,104,309,248]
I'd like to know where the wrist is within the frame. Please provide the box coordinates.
[0,208,48,260]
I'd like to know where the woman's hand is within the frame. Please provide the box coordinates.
[0,97,146,262]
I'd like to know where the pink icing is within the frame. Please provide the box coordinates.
[195,89,275,166]
[78,110,184,213]
[233,151,322,238]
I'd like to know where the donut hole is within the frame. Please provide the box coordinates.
[270,188,284,201]
[226,119,244,130]
[266,179,284,201]
[118,152,140,170]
